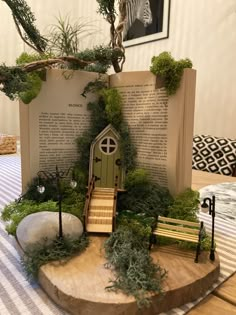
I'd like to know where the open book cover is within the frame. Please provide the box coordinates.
[20,68,196,195]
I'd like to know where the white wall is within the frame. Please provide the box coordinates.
[0,2,23,136]
[123,0,236,139]
[0,0,236,138]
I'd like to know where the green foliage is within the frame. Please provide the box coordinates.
[159,188,212,251]
[81,77,108,97]
[124,168,150,190]
[1,200,58,235]
[104,224,166,308]
[200,230,212,251]
[167,188,200,222]
[96,0,116,19]
[18,72,42,104]
[75,45,124,73]
[101,88,122,128]
[75,87,136,183]
[1,180,85,236]
[118,121,137,171]
[22,234,89,280]
[61,188,85,220]
[0,64,28,100]
[75,97,109,178]
[16,52,53,65]
[150,52,192,95]
[46,15,96,56]
[118,169,173,218]
[87,97,109,137]
[23,177,57,202]
[117,212,154,236]
[3,0,47,52]
[15,52,54,103]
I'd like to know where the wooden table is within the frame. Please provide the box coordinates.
[192,169,236,191]
[189,170,236,315]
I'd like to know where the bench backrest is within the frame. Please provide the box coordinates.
[157,216,201,235]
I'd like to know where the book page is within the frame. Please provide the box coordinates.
[20,70,107,191]
[109,70,196,195]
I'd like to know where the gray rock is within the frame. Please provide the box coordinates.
[16,211,83,251]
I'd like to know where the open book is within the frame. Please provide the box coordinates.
[20,69,196,195]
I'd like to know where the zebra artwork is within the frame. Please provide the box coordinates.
[123,0,153,40]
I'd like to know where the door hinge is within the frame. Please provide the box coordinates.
[94,157,102,163]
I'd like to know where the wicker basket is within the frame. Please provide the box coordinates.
[0,134,17,155]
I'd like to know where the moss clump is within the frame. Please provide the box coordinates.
[22,234,89,280]
[1,182,85,236]
[16,52,54,103]
[150,52,192,95]
[104,221,166,308]
[1,200,57,235]
[75,87,136,183]
[167,188,199,222]
[100,88,122,128]
[118,169,173,218]
[0,64,28,100]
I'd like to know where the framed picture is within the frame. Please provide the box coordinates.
[123,0,171,48]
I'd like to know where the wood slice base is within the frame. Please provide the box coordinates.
[39,236,220,315]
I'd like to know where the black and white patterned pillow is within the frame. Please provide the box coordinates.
[192,135,236,176]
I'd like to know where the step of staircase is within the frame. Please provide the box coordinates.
[90,198,114,207]
[85,188,115,233]
[93,188,114,192]
[88,216,112,224]
[93,188,114,193]
[89,205,113,210]
[86,223,112,233]
[89,209,113,217]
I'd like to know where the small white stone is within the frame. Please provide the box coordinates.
[16,211,83,251]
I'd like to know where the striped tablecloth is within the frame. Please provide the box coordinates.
[0,155,236,315]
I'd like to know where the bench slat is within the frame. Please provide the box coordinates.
[159,216,200,227]
[154,228,199,243]
[157,222,199,235]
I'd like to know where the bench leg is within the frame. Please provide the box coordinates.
[194,242,201,263]
[149,233,157,250]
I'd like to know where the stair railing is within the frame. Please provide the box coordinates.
[112,175,118,232]
[83,175,95,232]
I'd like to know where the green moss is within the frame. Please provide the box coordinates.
[167,188,200,222]
[104,224,166,308]
[0,64,28,100]
[101,88,123,128]
[4,0,47,53]
[118,169,173,218]
[18,72,42,104]
[150,52,192,95]
[1,180,85,236]
[22,234,89,280]
[16,52,53,65]
[1,200,58,235]
[75,88,136,183]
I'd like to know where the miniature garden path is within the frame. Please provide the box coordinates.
[86,188,114,233]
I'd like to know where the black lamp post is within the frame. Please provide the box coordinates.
[37,165,77,239]
[201,195,216,261]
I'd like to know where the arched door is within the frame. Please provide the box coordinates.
[91,129,122,188]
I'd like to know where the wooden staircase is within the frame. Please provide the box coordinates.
[86,188,115,233]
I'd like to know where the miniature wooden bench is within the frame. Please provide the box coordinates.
[149,216,204,263]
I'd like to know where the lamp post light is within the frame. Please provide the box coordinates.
[37,165,77,239]
[201,195,215,261]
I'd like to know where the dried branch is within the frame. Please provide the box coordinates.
[22,56,92,72]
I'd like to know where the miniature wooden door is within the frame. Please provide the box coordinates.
[92,129,122,188]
